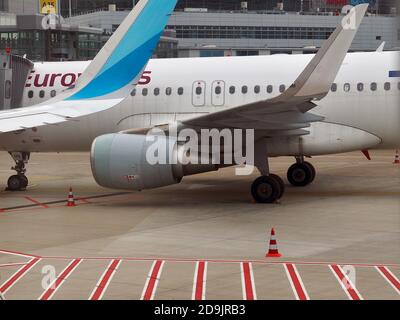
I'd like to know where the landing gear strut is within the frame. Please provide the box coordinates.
[6,152,30,191]
[287,157,316,187]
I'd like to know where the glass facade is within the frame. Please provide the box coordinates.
[169,25,335,40]
[0,30,102,61]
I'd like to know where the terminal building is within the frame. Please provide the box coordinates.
[0,0,399,61]
[65,0,399,58]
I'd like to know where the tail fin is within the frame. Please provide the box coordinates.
[66,0,177,101]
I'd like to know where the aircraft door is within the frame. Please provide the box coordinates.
[211,80,225,106]
[192,81,206,107]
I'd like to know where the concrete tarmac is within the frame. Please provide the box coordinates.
[0,150,399,300]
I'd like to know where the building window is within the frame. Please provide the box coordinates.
[229,86,235,94]
[154,88,160,96]
[331,83,337,92]
[178,87,184,95]
[166,87,172,96]
[384,82,391,91]
[267,85,273,93]
[370,83,377,91]
[357,83,364,92]
[254,85,260,94]
[4,80,11,99]
[344,83,351,92]
[50,90,57,97]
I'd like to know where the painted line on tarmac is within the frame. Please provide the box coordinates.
[329,264,363,300]
[39,258,82,300]
[192,261,207,300]
[0,258,41,294]
[89,259,122,300]
[24,196,49,209]
[375,266,400,295]
[141,260,165,300]
[284,263,310,300]
[0,249,40,259]
[0,263,28,268]
[241,262,257,300]
[0,192,130,212]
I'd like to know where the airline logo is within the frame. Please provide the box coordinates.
[25,71,152,88]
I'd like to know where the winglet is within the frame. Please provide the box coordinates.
[65,0,177,101]
[282,4,368,100]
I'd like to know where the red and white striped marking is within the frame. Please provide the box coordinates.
[192,261,207,300]
[329,265,363,300]
[39,259,82,300]
[284,264,309,300]
[240,262,257,300]
[141,260,165,300]
[0,258,41,294]
[375,266,400,295]
[89,259,122,300]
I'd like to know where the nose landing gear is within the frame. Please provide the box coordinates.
[6,152,30,191]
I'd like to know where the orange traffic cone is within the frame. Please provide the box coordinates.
[67,187,76,207]
[266,228,282,258]
[393,150,400,164]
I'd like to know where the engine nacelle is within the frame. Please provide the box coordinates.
[90,133,218,191]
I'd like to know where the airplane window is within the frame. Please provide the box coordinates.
[166,87,172,96]
[357,83,364,92]
[178,87,184,95]
[370,83,377,91]
[254,85,260,94]
[215,86,221,95]
[331,83,337,92]
[242,86,248,94]
[384,82,391,91]
[50,90,56,97]
[154,88,160,96]
[279,85,286,93]
[28,90,34,98]
[229,86,235,94]
[39,90,45,98]
[343,83,351,92]
[266,85,273,93]
[195,86,202,95]
[130,88,136,96]
[142,88,148,96]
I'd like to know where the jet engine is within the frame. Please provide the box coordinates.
[90,133,219,191]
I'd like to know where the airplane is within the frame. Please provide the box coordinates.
[0,3,399,204]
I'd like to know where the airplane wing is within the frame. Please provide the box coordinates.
[183,4,368,136]
[0,0,177,133]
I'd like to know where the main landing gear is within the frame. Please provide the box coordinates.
[6,152,30,191]
[251,151,285,204]
[287,157,316,187]
[250,154,316,203]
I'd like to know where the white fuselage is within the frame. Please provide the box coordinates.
[1,51,399,153]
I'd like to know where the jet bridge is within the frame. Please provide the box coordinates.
[0,53,34,110]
